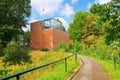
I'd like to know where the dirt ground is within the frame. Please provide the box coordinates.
[71,56,112,80]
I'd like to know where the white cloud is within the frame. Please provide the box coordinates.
[61,3,74,17]
[22,18,38,31]
[31,0,63,16]
[87,0,111,10]
[94,0,111,4]
[71,0,78,4]
[22,25,30,31]
[87,2,92,10]
[56,17,69,30]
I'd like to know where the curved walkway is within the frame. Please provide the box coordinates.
[71,56,111,80]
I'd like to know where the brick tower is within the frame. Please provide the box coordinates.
[30,18,69,51]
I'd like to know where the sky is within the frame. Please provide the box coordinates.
[24,0,111,31]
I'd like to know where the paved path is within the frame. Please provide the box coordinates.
[71,56,111,80]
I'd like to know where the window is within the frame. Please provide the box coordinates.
[43,18,65,31]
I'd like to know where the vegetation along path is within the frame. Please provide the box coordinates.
[71,56,111,80]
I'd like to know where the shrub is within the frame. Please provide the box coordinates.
[69,40,81,53]
[24,31,30,47]
[3,39,31,65]
[0,42,3,56]
[0,40,5,56]
[41,48,48,51]
[55,42,68,52]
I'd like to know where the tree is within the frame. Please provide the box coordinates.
[89,3,111,23]
[0,0,31,47]
[90,0,120,45]
[68,11,86,41]
[82,13,100,47]
[68,11,100,47]
[24,31,30,47]
[104,19,120,45]
[0,0,31,27]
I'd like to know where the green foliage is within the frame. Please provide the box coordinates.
[104,21,120,45]
[80,40,120,67]
[3,39,31,65]
[0,0,31,27]
[0,39,4,56]
[68,11,86,41]
[0,0,31,48]
[90,3,111,22]
[68,11,100,44]
[41,48,48,51]
[95,41,113,60]
[82,14,100,46]
[24,31,30,47]
[0,25,20,47]
[55,42,68,52]
[110,41,120,49]
[69,40,81,53]
[104,23,116,45]
[90,1,120,46]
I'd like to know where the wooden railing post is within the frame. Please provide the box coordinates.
[65,58,67,72]
[16,75,20,80]
[75,53,77,63]
[114,57,117,70]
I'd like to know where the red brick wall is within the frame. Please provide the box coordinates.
[53,28,69,50]
[42,28,69,51]
[43,28,54,51]
[30,21,43,50]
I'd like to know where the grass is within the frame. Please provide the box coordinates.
[35,57,80,80]
[94,58,120,80]
[0,51,80,80]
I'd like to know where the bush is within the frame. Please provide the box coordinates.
[69,40,81,53]
[3,39,31,65]
[55,42,68,52]
[0,40,5,56]
[41,48,48,51]
[0,43,4,56]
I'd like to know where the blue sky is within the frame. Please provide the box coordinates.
[25,0,111,31]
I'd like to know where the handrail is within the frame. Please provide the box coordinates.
[1,54,77,80]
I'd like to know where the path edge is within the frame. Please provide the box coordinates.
[67,56,84,80]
